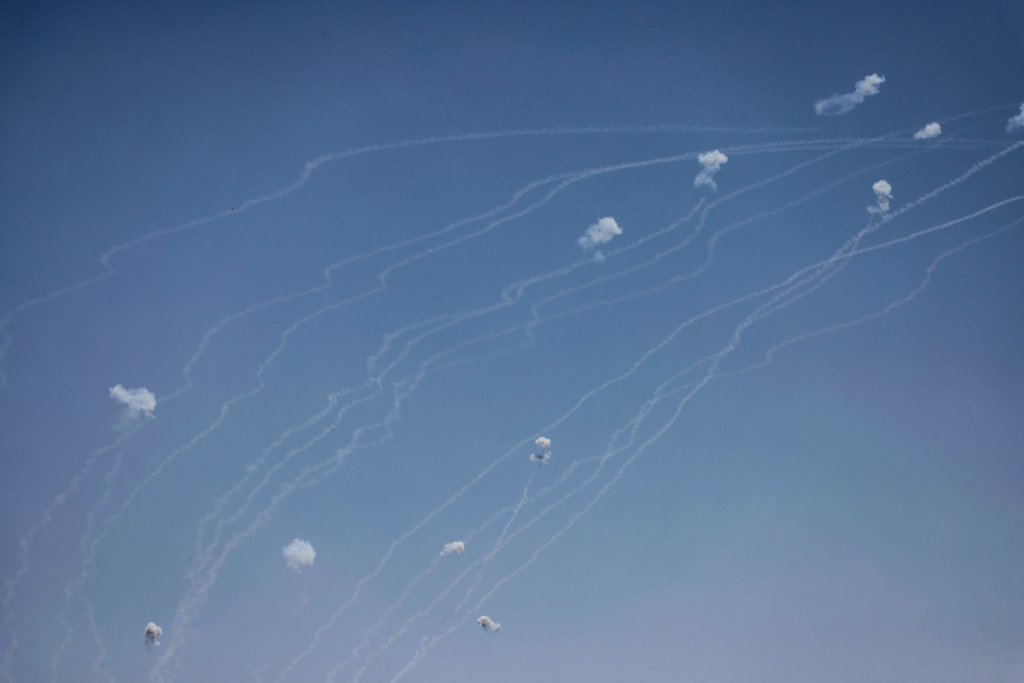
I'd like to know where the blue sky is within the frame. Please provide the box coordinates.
[2,1,1023,681]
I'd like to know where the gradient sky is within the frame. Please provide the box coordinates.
[2,1,1023,681]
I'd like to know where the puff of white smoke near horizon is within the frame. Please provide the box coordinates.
[693,150,729,191]
[109,384,156,420]
[814,73,885,115]
[534,436,551,450]
[868,179,893,214]
[145,622,163,645]
[477,616,501,632]
[441,541,465,556]
[282,538,316,571]
[1008,104,1024,133]
[913,122,942,140]
[578,217,622,251]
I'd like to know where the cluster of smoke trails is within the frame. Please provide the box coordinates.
[264,139,901,679]
[0,109,1002,676]
[527,135,915,331]
[41,136,1024,676]
[0,123,822,388]
[180,136,899,589]
[380,151,1022,682]
[529,116,1005,331]
[292,146,1023,680]
[20,135,998,600]
[427,217,1024,671]
[83,141,702,671]
[188,169,595,559]
[0,424,141,683]
[74,137,1024,679]
[317,477,591,683]
[331,196,1024,683]
[49,442,130,683]
[386,259,853,683]
[164,170,579,405]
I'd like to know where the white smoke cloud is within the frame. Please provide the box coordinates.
[477,615,501,632]
[913,122,942,140]
[693,150,729,191]
[814,73,886,116]
[1008,103,1024,133]
[534,437,551,450]
[145,622,163,645]
[530,451,551,464]
[578,217,622,251]
[109,384,156,420]
[441,541,465,556]
[868,179,893,214]
[282,538,316,571]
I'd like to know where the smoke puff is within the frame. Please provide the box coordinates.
[145,622,163,643]
[534,436,551,450]
[578,217,622,250]
[693,150,729,191]
[869,179,893,214]
[913,122,942,140]
[477,616,501,632]
[441,541,465,556]
[814,73,886,116]
[1008,104,1024,133]
[109,384,156,418]
[282,538,316,570]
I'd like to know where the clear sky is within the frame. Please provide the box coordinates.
[2,1,1023,681]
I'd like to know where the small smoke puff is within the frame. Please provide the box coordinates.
[282,538,316,571]
[913,122,941,140]
[144,622,162,644]
[534,437,551,450]
[578,217,622,250]
[814,73,886,116]
[693,150,729,191]
[441,541,465,556]
[109,384,156,418]
[869,179,893,214]
[530,451,551,464]
[1007,103,1024,134]
[478,616,501,632]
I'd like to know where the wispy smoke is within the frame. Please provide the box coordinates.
[1008,104,1024,133]
[814,73,886,115]
[868,179,893,214]
[282,539,316,571]
[109,384,156,420]
[578,217,623,251]
[441,541,465,556]
[693,150,729,191]
[913,122,942,140]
